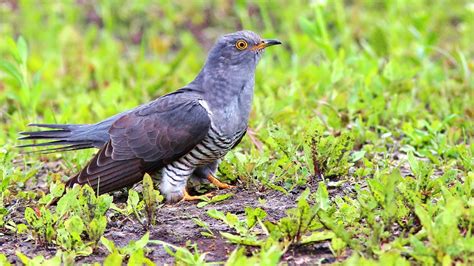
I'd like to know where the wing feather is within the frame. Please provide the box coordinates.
[66,95,211,193]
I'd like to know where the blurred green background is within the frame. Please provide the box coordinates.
[1,0,473,145]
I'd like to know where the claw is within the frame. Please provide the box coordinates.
[181,189,214,201]
[207,174,236,189]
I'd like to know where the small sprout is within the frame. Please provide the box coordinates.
[158,241,210,266]
[142,174,164,227]
[101,232,153,264]
[196,193,233,208]
[192,218,215,238]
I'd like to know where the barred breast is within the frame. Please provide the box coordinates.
[158,99,246,202]
[159,123,245,195]
[179,125,245,167]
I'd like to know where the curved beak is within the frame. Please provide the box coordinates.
[252,39,282,50]
[263,39,282,47]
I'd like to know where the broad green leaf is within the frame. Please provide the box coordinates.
[101,237,117,253]
[0,253,11,266]
[315,182,329,211]
[300,230,335,244]
[245,207,267,228]
[17,36,28,64]
[65,215,84,236]
[103,251,123,266]
[0,60,23,86]
[207,209,226,220]
[220,232,262,246]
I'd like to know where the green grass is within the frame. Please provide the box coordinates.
[1,0,473,265]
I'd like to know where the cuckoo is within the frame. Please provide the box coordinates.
[19,31,281,203]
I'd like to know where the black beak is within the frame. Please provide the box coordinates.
[262,39,282,48]
[253,39,282,50]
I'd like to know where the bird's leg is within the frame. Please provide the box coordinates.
[207,174,235,189]
[181,189,214,201]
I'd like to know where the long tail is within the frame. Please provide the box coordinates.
[18,123,100,153]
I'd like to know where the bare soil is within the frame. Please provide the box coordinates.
[2,148,418,265]
[1,181,338,265]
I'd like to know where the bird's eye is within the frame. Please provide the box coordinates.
[235,40,248,50]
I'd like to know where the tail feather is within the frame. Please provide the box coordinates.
[28,123,80,129]
[18,140,93,149]
[19,144,95,154]
[18,123,100,153]
[19,130,72,139]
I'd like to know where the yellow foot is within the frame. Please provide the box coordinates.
[181,189,214,201]
[207,174,236,189]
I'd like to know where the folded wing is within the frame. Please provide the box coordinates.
[66,95,211,194]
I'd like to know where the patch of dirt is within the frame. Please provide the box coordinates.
[5,145,427,264]
[283,243,337,265]
[2,156,343,264]
[1,184,336,265]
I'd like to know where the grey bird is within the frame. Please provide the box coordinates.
[19,30,281,203]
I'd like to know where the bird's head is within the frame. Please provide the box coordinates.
[204,30,281,73]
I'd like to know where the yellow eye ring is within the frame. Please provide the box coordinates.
[235,40,248,50]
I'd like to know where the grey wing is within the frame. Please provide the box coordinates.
[66,95,211,194]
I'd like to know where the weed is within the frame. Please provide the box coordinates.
[101,232,154,265]
[23,185,112,253]
[110,176,164,230]
[158,241,212,266]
